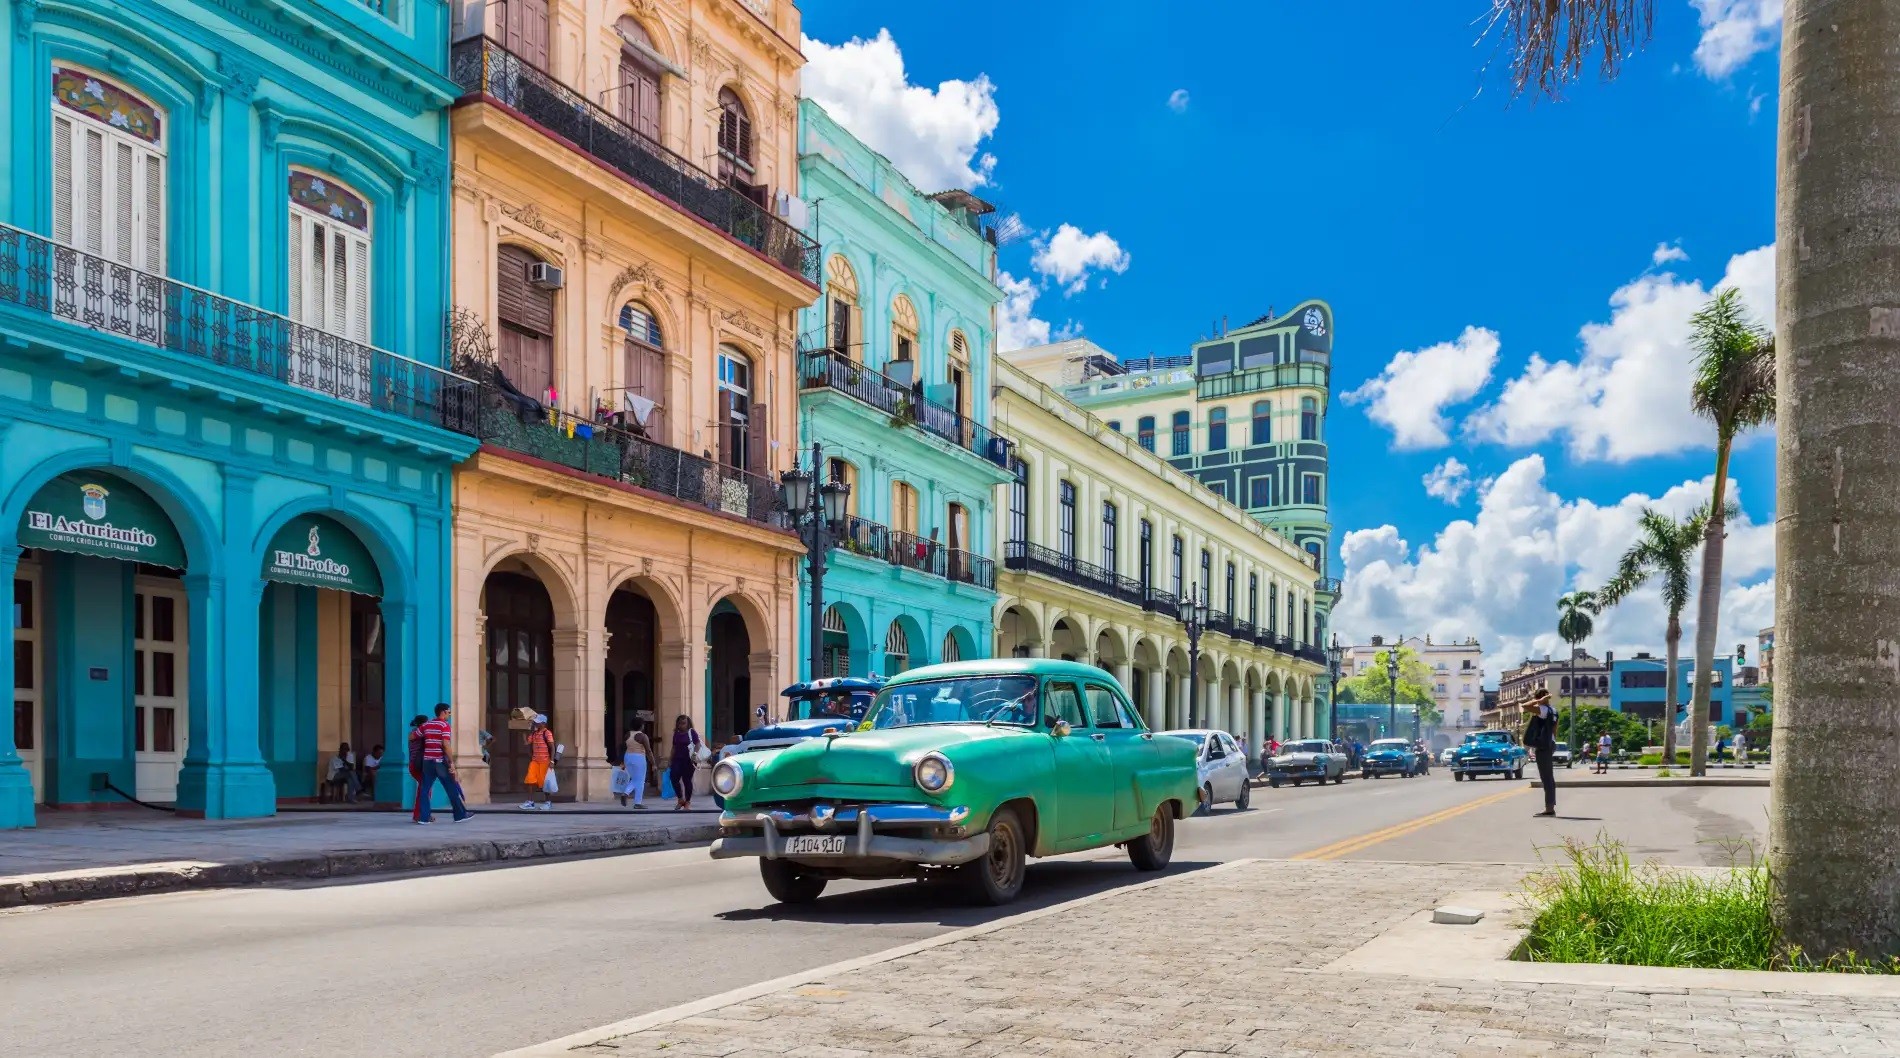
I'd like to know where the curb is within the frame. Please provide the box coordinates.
[0,823,721,909]
[496,857,1263,1057]
[1531,778,1769,789]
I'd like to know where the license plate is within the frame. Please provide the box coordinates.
[783,834,847,855]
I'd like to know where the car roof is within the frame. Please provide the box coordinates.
[1157,728,1221,737]
[884,658,1113,686]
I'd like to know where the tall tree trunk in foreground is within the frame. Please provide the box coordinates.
[1771,0,1900,961]
[1686,446,1731,777]
[1663,617,1680,764]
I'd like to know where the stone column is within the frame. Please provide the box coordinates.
[1145,667,1166,731]
[1112,659,1134,697]
[747,649,777,734]
[0,552,33,828]
[1248,689,1266,766]
[1226,681,1242,739]
[550,628,608,801]
[174,572,276,819]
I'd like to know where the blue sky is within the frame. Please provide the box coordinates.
[800,0,1783,680]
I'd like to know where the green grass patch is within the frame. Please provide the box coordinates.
[1520,838,1900,974]
[1635,751,1693,766]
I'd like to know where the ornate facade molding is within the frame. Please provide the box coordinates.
[608,261,666,301]
[500,201,561,238]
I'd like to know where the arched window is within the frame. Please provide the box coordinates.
[717,87,757,198]
[826,255,857,360]
[1170,410,1190,455]
[52,68,166,277]
[822,605,850,677]
[1251,400,1271,445]
[1137,416,1156,452]
[614,17,663,143]
[619,301,666,440]
[716,344,758,471]
[1207,407,1227,451]
[941,631,962,663]
[884,622,911,676]
[1301,396,1319,440]
[288,170,371,345]
[889,294,918,369]
[497,244,556,400]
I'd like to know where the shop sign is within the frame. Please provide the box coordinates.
[262,514,382,596]
[18,471,186,567]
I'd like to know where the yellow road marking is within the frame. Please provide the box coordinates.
[1290,786,1529,861]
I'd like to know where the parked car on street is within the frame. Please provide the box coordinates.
[710,659,1200,907]
[1552,741,1574,768]
[1449,730,1528,781]
[1361,738,1425,779]
[1160,729,1252,812]
[733,676,888,753]
[1265,738,1347,787]
[1439,746,1458,766]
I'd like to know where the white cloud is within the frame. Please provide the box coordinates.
[1464,244,1774,462]
[1030,224,1132,296]
[1691,0,1782,79]
[800,30,1000,191]
[1054,320,1085,341]
[997,270,1051,352]
[1167,89,1191,113]
[1652,241,1689,266]
[1422,458,1475,506]
[1345,326,1500,450]
[1333,455,1774,686]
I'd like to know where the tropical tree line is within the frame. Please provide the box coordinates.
[1333,644,1442,727]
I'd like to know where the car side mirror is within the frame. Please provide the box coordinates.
[1051,720,1072,739]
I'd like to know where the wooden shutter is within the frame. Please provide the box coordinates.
[52,115,73,246]
[82,125,104,254]
[829,299,850,357]
[496,245,554,335]
[511,0,550,69]
[746,392,767,474]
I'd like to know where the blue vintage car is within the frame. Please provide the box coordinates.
[1360,738,1425,779]
[735,676,886,752]
[1449,730,1528,780]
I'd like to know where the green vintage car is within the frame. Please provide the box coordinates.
[709,659,1201,906]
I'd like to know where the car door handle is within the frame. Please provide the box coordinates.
[1091,733,1106,742]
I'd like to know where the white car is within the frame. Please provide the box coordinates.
[1439,746,1457,766]
[1159,729,1252,812]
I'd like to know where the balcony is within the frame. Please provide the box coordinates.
[1234,618,1256,641]
[471,388,783,528]
[1316,577,1343,595]
[449,38,819,286]
[1206,610,1235,638]
[1004,541,1148,608]
[801,350,1011,467]
[835,516,996,591]
[1196,360,1330,401]
[0,223,477,433]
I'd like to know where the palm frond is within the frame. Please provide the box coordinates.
[1488,0,1657,99]
[1690,288,1777,439]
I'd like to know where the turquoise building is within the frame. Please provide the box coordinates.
[0,0,471,826]
[795,100,1011,679]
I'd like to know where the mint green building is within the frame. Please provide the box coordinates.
[794,101,1012,679]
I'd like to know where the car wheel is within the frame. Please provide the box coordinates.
[759,859,827,905]
[1269,777,1282,788]
[1513,767,1525,780]
[1360,771,1371,780]
[1236,780,1251,811]
[1454,772,1464,782]
[1333,772,1344,785]
[961,805,1027,905]
[1196,783,1215,816]
[1127,802,1175,871]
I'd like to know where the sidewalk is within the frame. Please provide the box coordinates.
[0,806,720,908]
[529,859,1900,1058]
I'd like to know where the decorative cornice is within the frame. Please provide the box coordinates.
[201,0,450,114]
[720,307,764,338]
[500,201,560,238]
[14,0,40,43]
[219,53,260,104]
[608,261,665,301]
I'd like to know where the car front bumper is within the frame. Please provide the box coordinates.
[1362,759,1411,774]
[1451,760,1516,773]
[712,802,989,866]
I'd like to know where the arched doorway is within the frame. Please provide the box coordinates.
[604,584,659,761]
[1049,617,1083,663]
[996,604,1036,658]
[483,570,553,796]
[883,620,912,676]
[706,600,751,744]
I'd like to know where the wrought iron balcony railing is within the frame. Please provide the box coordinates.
[449,38,819,286]
[836,517,995,590]
[1316,576,1343,594]
[1003,541,1147,607]
[0,224,478,433]
[1206,610,1234,638]
[473,388,783,527]
[1195,360,1330,401]
[800,350,1011,467]
[1233,618,1256,641]
[1146,588,1181,620]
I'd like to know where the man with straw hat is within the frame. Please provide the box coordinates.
[1524,687,1560,817]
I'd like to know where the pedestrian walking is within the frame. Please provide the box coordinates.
[1732,730,1748,765]
[519,713,558,811]
[406,716,427,822]
[1524,689,1559,817]
[618,730,653,809]
[669,714,706,810]
[416,703,470,824]
[1595,731,1613,774]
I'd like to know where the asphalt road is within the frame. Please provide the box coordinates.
[0,770,1759,1058]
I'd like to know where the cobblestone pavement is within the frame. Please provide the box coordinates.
[564,859,1900,1058]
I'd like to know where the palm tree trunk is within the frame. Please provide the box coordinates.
[1662,617,1680,763]
[1687,442,1732,777]
[1772,0,1900,962]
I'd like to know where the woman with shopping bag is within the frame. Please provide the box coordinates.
[617,730,653,809]
[519,713,560,812]
[668,714,706,811]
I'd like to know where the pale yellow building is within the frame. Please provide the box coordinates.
[445,0,818,801]
[991,360,1327,757]
[1343,634,1485,728]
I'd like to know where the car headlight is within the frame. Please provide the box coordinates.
[711,758,744,798]
[914,752,954,794]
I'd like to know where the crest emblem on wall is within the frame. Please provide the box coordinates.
[80,483,108,520]
[306,525,322,557]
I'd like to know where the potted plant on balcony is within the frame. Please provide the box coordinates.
[889,396,917,431]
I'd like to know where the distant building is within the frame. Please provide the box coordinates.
[1342,634,1484,729]
[1758,627,1776,684]
[1496,652,1615,735]
[1609,653,1736,729]
[1479,689,1500,727]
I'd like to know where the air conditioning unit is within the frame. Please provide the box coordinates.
[527,262,565,290]
[452,0,487,42]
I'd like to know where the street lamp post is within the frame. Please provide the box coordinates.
[1184,583,1209,728]
[1326,632,1344,741]
[781,443,851,682]
[1385,636,1399,740]
[1568,645,1584,750]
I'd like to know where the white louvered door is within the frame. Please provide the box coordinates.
[50,108,167,339]
[288,203,372,403]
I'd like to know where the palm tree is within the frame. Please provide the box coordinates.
[1682,289,1775,777]
[1598,509,1707,765]
[1494,0,1900,968]
[1556,591,1600,748]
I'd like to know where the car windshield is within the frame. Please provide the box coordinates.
[864,675,1039,729]
[1163,733,1209,749]
[1371,740,1409,749]
[1283,741,1330,754]
[1467,732,1510,744]
[1555,742,1570,751]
